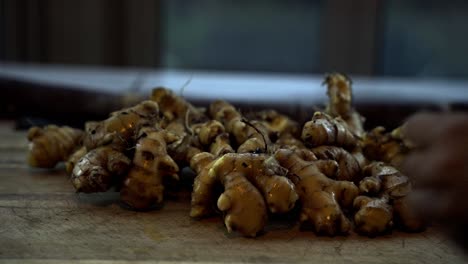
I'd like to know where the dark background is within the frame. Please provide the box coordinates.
[2,0,468,78]
[1,0,468,129]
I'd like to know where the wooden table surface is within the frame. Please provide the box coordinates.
[0,123,466,264]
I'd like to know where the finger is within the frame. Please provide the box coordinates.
[402,112,468,148]
[402,112,439,148]
[407,189,452,221]
[401,150,438,187]
[401,150,425,181]
[402,149,457,190]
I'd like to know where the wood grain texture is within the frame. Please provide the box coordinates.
[0,124,466,263]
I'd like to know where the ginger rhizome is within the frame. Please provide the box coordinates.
[151,88,234,166]
[65,146,87,174]
[359,162,411,198]
[83,100,160,151]
[249,109,300,139]
[362,126,409,168]
[120,126,180,210]
[250,109,306,151]
[354,162,425,236]
[27,125,83,168]
[209,100,271,153]
[324,73,365,138]
[71,100,161,195]
[26,73,426,239]
[151,87,206,125]
[353,195,393,236]
[69,99,181,210]
[164,120,203,165]
[311,146,363,183]
[190,152,297,237]
[274,148,359,236]
[71,145,131,193]
[302,112,357,149]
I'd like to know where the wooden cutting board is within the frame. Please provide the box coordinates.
[0,123,465,264]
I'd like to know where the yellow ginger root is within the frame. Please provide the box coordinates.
[390,125,416,149]
[209,100,271,153]
[152,88,235,165]
[191,120,234,157]
[355,162,396,237]
[311,146,363,183]
[354,195,393,236]
[189,153,218,217]
[163,119,226,164]
[65,120,98,173]
[249,109,300,138]
[235,120,270,153]
[302,112,357,149]
[83,100,160,151]
[351,150,369,170]
[165,117,232,164]
[362,126,409,168]
[192,120,225,146]
[274,133,306,150]
[190,152,267,237]
[209,133,235,156]
[65,146,87,174]
[323,73,365,138]
[190,152,298,237]
[324,73,352,119]
[359,162,411,198]
[360,162,424,232]
[164,121,202,165]
[274,149,359,236]
[354,162,424,235]
[120,126,179,210]
[218,171,267,237]
[165,119,232,166]
[237,127,269,152]
[251,110,307,152]
[151,87,206,125]
[150,87,217,164]
[26,73,426,238]
[151,87,233,162]
[27,125,83,168]
[294,148,321,162]
[190,152,298,215]
[71,145,131,193]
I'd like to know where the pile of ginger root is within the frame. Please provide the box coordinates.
[26,73,425,237]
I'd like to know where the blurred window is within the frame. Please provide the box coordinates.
[3,0,468,79]
[163,0,323,73]
[379,0,468,78]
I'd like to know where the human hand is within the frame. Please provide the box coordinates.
[402,112,468,245]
